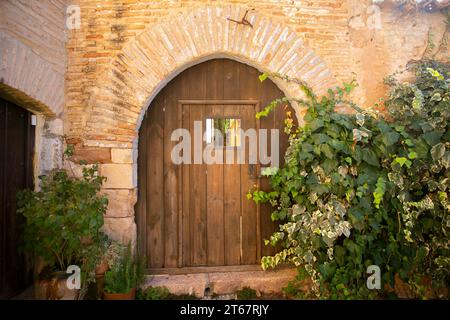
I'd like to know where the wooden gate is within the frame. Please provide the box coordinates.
[0,98,35,298]
[136,59,292,271]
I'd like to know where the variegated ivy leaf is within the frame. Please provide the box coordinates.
[352,128,369,142]
[388,172,404,189]
[333,200,347,218]
[292,204,306,217]
[308,192,318,204]
[356,113,365,127]
[338,165,348,177]
[430,92,442,102]
[431,143,445,162]
[411,85,424,110]
[261,166,279,176]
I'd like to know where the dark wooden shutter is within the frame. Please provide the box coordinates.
[0,98,35,299]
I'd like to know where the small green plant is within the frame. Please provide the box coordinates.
[282,267,313,299]
[137,286,171,300]
[79,232,111,297]
[236,287,257,300]
[104,245,146,294]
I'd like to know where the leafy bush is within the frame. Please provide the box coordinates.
[249,61,449,299]
[17,165,108,272]
[104,245,145,294]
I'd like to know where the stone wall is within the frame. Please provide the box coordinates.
[0,0,68,177]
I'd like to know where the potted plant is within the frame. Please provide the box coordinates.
[17,164,108,300]
[81,236,125,299]
[103,245,145,300]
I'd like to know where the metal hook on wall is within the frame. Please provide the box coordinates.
[227,9,254,28]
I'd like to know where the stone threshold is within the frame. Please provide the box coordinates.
[143,266,297,298]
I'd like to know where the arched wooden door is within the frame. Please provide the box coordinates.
[136,59,292,271]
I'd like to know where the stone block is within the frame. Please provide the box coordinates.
[72,146,111,164]
[102,217,136,246]
[111,148,134,164]
[102,188,137,217]
[101,163,136,189]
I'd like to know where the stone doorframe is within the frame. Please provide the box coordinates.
[70,5,338,245]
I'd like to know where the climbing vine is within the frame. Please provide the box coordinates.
[249,61,449,299]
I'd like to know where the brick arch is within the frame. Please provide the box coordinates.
[82,4,337,149]
[89,5,338,244]
[0,32,64,117]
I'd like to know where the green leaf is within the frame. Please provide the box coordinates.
[427,67,444,81]
[408,151,417,160]
[430,92,442,101]
[393,157,412,168]
[259,73,269,82]
[421,131,443,147]
[373,176,386,209]
[362,149,380,167]
[430,143,445,161]
[442,151,450,169]
[320,144,334,159]
[261,166,279,177]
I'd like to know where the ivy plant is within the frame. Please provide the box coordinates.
[249,61,449,299]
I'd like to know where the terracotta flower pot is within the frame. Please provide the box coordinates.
[34,271,79,300]
[95,261,109,275]
[103,288,136,300]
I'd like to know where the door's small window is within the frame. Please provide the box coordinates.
[205,118,241,147]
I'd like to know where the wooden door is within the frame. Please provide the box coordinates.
[180,101,260,267]
[0,98,35,299]
[136,59,293,271]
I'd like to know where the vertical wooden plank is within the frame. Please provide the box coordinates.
[259,76,286,257]
[189,103,207,266]
[239,63,259,265]
[188,63,208,266]
[239,104,259,265]
[205,60,224,100]
[136,112,147,260]
[163,80,180,268]
[180,68,191,267]
[205,60,225,266]
[223,60,242,265]
[222,104,243,265]
[0,100,6,295]
[147,94,165,268]
[4,103,26,296]
[205,105,225,266]
[181,103,191,267]
[177,102,183,267]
